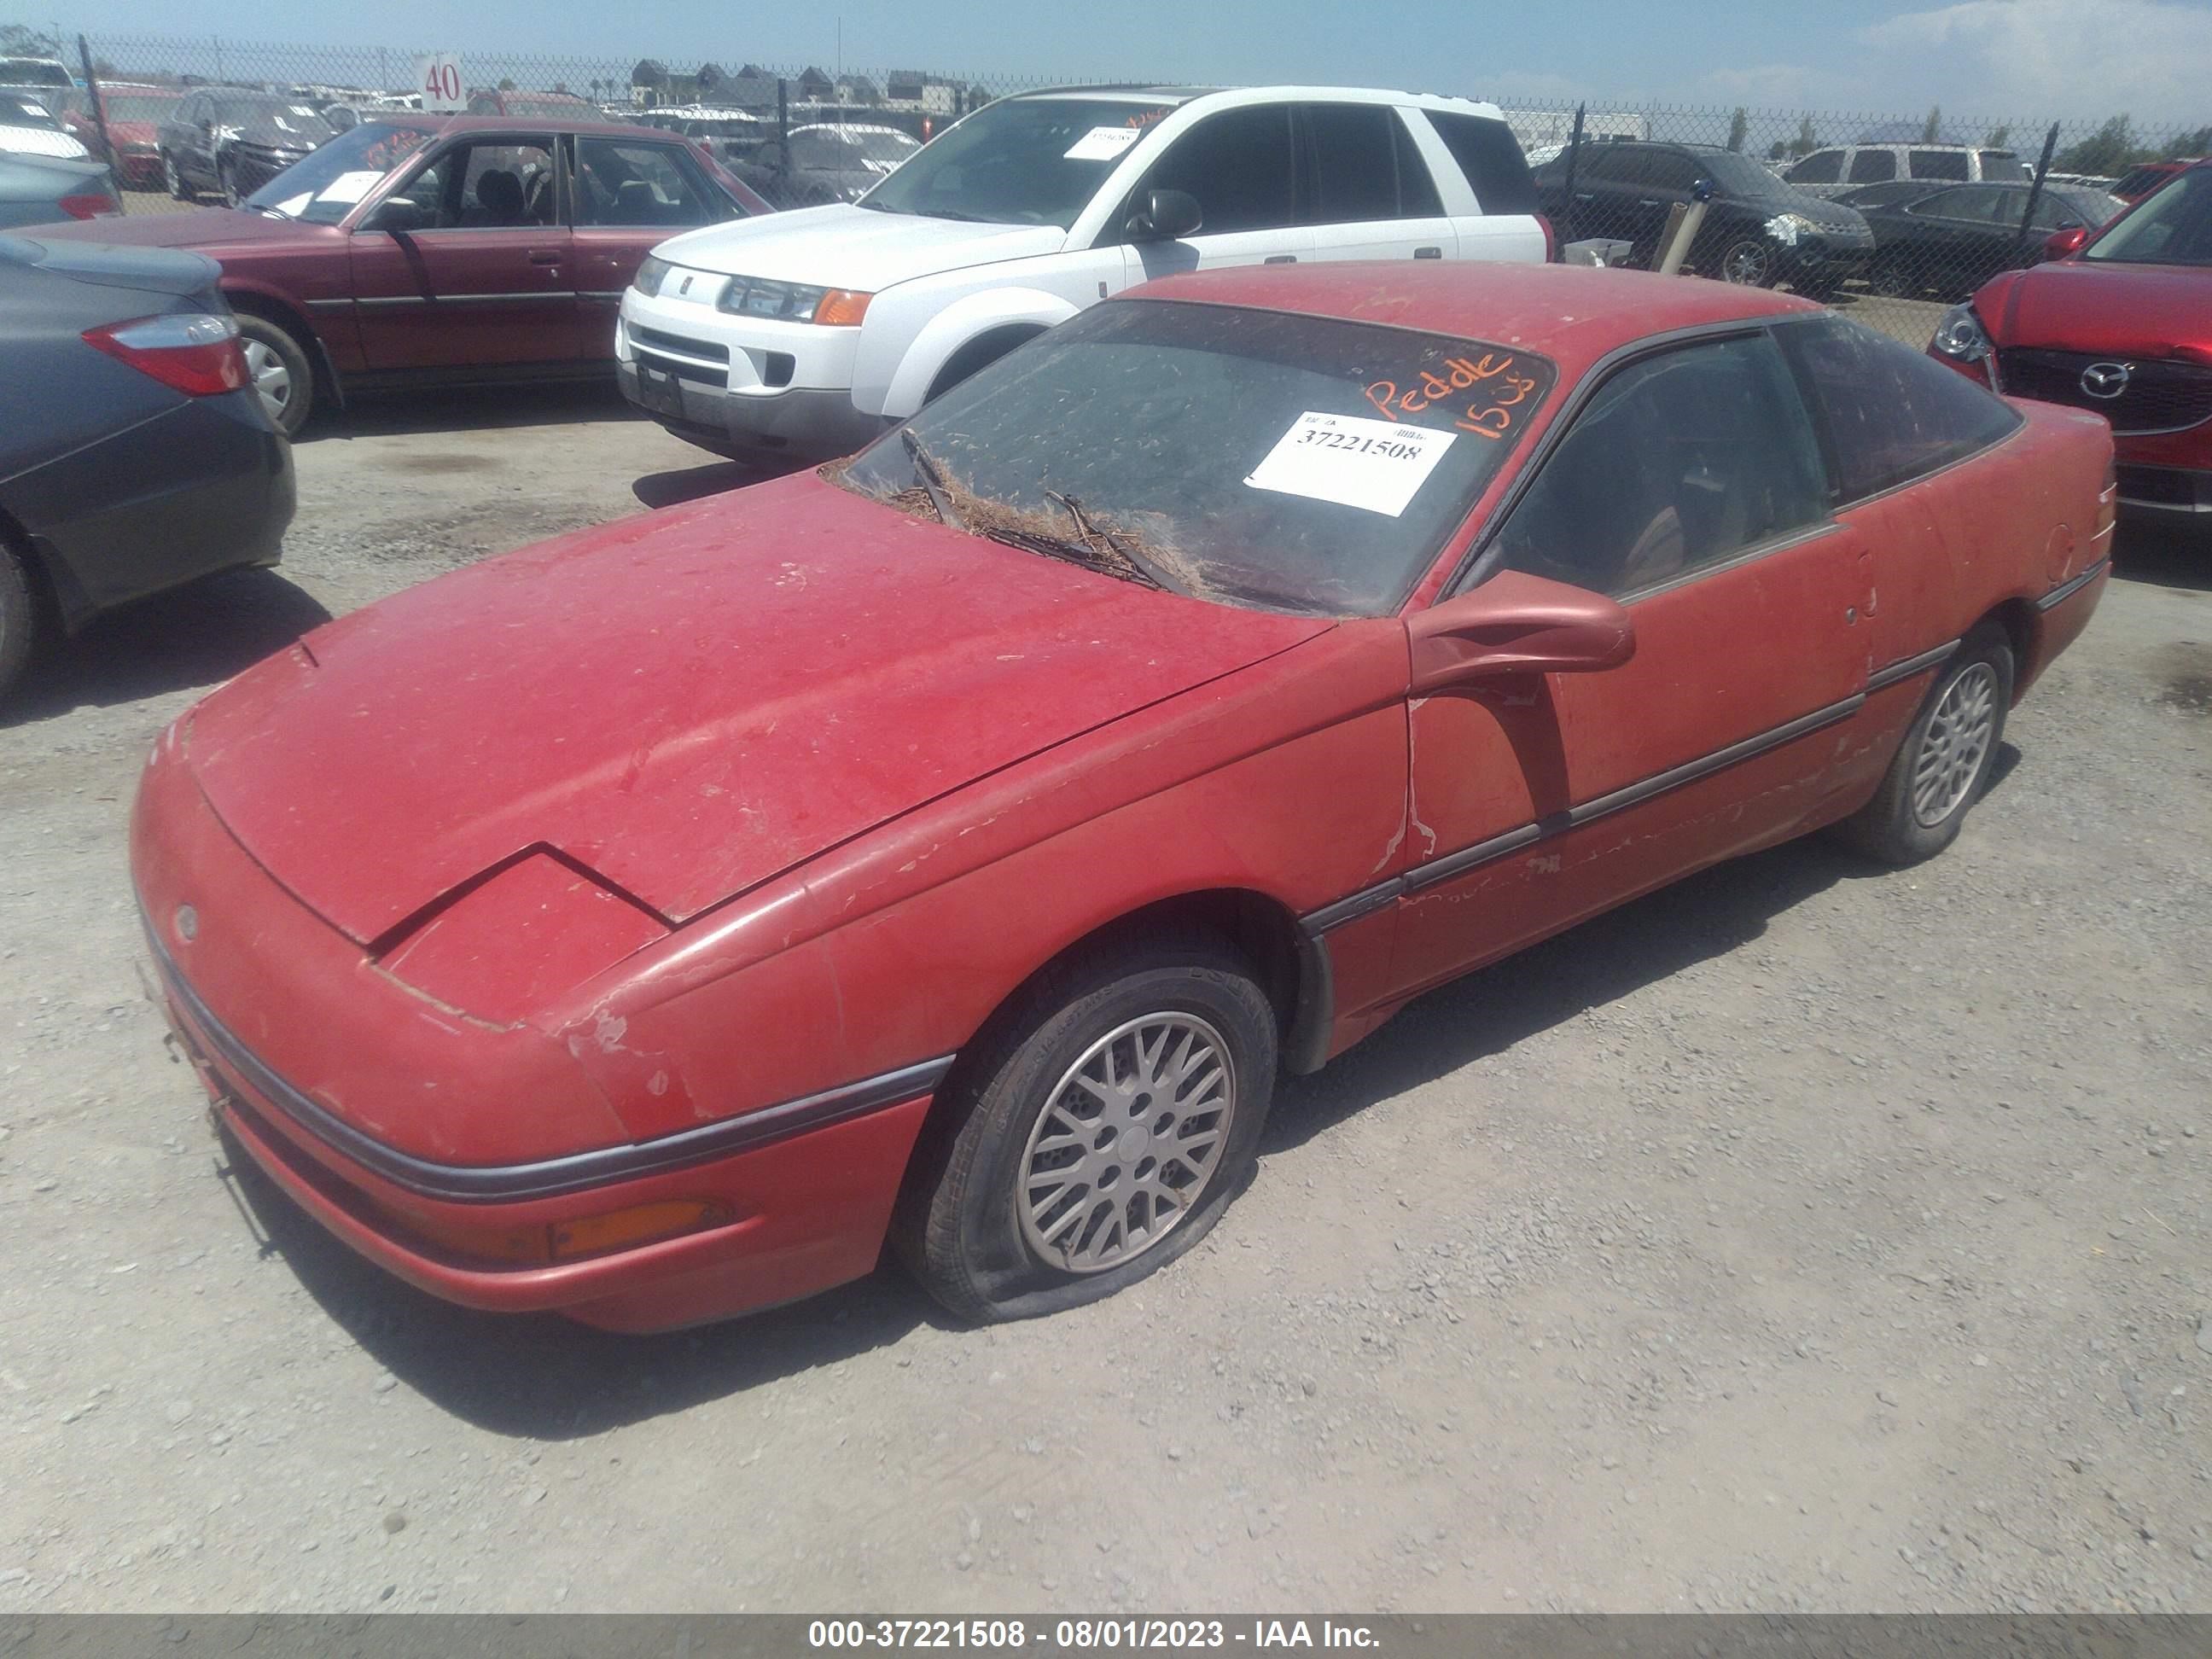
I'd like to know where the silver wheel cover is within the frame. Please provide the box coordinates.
[241,338,292,423]
[1016,1012,1237,1274]
[1722,240,1770,285]
[1912,661,1999,827]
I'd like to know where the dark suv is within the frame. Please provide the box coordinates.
[1536,141,1872,294]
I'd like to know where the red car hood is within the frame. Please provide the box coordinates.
[28,206,330,253]
[1983,260,2212,365]
[185,472,1331,945]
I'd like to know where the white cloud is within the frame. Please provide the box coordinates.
[1861,0,2212,122]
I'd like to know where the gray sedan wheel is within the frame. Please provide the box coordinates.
[0,546,35,706]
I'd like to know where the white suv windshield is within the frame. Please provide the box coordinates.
[859,96,1176,228]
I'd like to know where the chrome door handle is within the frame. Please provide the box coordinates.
[529,250,562,265]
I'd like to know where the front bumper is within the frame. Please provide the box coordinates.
[131,731,937,1332]
[2115,464,2212,517]
[615,287,887,461]
[618,360,890,460]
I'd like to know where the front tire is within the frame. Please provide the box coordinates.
[1837,624,2013,865]
[1718,236,1776,287]
[899,933,1278,1323]
[162,150,187,201]
[0,545,36,707]
[235,314,314,436]
[218,160,242,209]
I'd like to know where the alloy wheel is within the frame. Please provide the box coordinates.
[1720,238,1773,286]
[241,338,292,424]
[1912,662,1999,827]
[1016,1012,1237,1274]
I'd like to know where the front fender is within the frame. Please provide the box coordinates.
[875,286,1079,418]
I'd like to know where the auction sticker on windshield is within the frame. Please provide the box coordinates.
[1244,412,1456,517]
[1064,126,1142,161]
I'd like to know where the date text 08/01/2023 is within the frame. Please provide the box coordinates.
[806,1619,1382,1650]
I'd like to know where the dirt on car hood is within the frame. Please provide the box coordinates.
[184,470,1331,946]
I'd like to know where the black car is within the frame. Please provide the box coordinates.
[1842,180,2127,300]
[0,235,294,703]
[157,90,337,207]
[1537,140,1873,294]
[725,121,923,207]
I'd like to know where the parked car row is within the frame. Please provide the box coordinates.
[5,75,2175,1340]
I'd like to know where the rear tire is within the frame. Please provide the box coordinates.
[162,151,187,201]
[235,314,314,437]
[897,931,1278,1323]
[1867,263,1911,299]
[0,546,37,707]
[1836,625,2013,865]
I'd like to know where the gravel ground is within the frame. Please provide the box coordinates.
[1,386,2206,1615]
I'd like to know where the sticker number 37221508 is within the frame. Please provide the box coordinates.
[1244,411,1458,517]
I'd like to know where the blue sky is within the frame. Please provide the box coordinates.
[49,0,2212,122]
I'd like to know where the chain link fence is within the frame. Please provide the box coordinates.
[26,32,2211,346]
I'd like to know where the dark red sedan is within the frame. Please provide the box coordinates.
[1931,159,2212,522]
[32,115,771,435]
[132,264,2111,1333]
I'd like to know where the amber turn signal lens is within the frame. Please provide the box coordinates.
[550,1199,728,1261]
[812,289,872,327]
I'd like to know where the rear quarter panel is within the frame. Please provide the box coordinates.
[1856,402,2110,692]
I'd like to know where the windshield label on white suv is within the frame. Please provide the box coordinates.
[1063,125,1142,161]
[1244,412,1458,518]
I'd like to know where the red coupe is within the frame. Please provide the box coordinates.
[1931,160,2212,523]
[32,114,771,435]
[132,264,2112,1333]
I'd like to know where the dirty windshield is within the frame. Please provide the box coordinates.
[246,119,440,223]
[836,300,1555,615]
[855,96,1175,227]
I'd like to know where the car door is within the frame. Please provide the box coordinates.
[1901,186,2000,294]
[1294,101,1457,264]
[348,133,577,370]
[569,134,728,359]
[1562,145,1650,251]
[184,94,218,187]
[1784,148,1847,197]
[1115,102,1312,282]
[1391,329,1871,995]
[1418,107,1546,262]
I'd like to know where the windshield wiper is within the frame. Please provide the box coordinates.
[1042,491,1185,594]
[900,429,964,532]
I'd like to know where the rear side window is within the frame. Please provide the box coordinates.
[1424,111,1537,214]
[1910,148,1971,181]
[1493,334,1827,599]
[1789,149,1844,184]
[1301,103,1400,223]
[1136,104,1294,235]
[1847,149,1897,183]
[1978,150,2029,183]
[1775,314,2022,504]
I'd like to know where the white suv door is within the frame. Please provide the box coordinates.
[1111,102,1313,283]
[1295,101,1458,264]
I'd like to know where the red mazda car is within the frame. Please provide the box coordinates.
[62,82,181,189]
[32,114,771,435]
[1930,160,2212,523]
[132,264,2112,1333]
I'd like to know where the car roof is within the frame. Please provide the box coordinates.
[1010,83,1510,118]
[361,113,702,141]
[1124,262,1819,377]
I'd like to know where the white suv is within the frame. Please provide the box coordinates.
[617,84,1551,459]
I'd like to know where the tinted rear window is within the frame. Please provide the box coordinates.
[1424,111,1536,214]
[1910,148,1971,181]
[1774,314,2021,504]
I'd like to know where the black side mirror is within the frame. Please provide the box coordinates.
[363,196,426,233]
[1125,187,1202,242]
